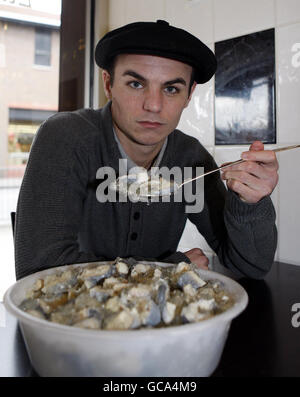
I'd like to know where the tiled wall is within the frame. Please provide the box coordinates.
[107,0,300,266]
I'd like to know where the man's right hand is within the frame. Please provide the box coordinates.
[183,248,209,270]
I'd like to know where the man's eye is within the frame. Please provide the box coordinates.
[128,81,143,89]
[164,86,179,94]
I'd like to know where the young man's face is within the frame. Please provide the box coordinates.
[102,54,196,148]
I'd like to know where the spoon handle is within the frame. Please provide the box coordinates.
[180,144,300,187]
[273,144,300,153]
[180,159,245,187]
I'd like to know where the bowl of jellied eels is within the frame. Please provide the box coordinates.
[4,258,248,377]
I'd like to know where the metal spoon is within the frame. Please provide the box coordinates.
[114,144,300,198]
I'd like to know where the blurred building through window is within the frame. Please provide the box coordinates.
[0,0,61,172]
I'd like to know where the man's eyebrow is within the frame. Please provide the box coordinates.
[122,70,146,81]
[164,78,187,86]
[122,71,187,86]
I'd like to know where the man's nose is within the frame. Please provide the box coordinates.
[143,88,162,113]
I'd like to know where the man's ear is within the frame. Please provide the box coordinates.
[185,81,197,108]
[102,70,112,100]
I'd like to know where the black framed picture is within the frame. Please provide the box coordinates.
[215,28,276,145]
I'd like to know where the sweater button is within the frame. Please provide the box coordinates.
[133,212,140,220]
[131,232,138,241]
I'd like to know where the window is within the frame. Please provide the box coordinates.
[8,108,57,165]
[34,27,51,66]
[0,1,61,300]
[0,0,90,301]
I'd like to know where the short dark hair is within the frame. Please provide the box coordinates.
[105,56,196,96]
[105,56,117,85]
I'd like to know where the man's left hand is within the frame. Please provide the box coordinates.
[184,248,209,270]
[221,141,279,204]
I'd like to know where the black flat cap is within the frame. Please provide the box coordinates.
[95,20,217,84]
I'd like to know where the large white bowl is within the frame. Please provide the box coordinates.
[4,261,248,377]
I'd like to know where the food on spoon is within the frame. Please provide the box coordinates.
[111,172,175,199]
[135,171,149,184]
[19,258,234,330]
[138,176,175,197]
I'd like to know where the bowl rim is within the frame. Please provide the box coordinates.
[4,261,248,338]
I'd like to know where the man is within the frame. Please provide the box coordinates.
[15,20,278,280]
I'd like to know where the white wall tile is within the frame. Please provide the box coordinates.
[275,0,300,26]
[214,145,247,167]
[165,0,214,43]
[214,0,275,42]
[214,144,279,164]
[108,0,126,29]
[177,74,215,147]
[177,219,214,255]
[276,23,300,143]
[0,303,6,327]
[124,0,165,24]
[277,144,300,265]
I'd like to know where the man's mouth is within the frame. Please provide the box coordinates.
[137,121,164,129]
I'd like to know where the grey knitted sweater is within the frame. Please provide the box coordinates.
[15,102,277,280]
